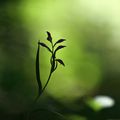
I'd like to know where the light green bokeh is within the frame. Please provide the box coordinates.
[17,0,120,103]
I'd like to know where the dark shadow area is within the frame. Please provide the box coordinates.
[0,0,35,118]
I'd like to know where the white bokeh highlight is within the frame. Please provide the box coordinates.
[94,95,115,108]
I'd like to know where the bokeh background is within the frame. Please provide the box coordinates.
[0,0,120,120]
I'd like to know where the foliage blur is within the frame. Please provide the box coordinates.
[0,0,120,119]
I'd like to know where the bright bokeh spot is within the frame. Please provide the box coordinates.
[86,95,115,111]
[94,95,115,108]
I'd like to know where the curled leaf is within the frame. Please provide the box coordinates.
[46,31,52,43]
[54,39,66,46]
[36,44,42,95]
[51,55,56,73]
[56,59,65,66]
[55,45,66,53]
[38,42,52,53]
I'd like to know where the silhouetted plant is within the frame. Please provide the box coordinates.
[26,32,66,120]
[35,31,66,102]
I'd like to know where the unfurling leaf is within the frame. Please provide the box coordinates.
[46,31,52,43]
[38,42,52,53]
[54,39,66,46]
[55,45,66,53]
[36,44,42,95]
[56,59,65,66]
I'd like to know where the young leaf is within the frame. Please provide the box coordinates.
[55,45,66,53]
[54,39,66,46]
[56,59,65,66]
[46,31,52,43]
[36,44,42,95]
[38,42,52,53]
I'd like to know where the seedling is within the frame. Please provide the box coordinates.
[26,32,66,120]
[35,31,66,101]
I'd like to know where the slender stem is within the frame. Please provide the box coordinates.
[39,41,54,96]
[34,41,55,102]
[41,69,52,94]
[51,41,54,52]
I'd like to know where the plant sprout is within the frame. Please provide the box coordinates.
[35,31,66,101]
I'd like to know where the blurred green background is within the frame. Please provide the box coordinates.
[0,0,120,119]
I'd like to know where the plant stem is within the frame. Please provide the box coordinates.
[41,69,52,94]
[34,69,52,103]
[34,40,55,102]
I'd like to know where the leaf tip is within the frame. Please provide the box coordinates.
[46,31,52,42]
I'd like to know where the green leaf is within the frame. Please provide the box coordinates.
[56,59,65,66]
[38,42,52,53]
[55,45,66,53]
[36,44,42,95]
[46,31,52,43]
[54,39,66,46]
